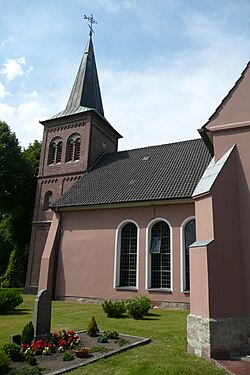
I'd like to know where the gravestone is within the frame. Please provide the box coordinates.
[33,289,52,338]
[10,334,21,345]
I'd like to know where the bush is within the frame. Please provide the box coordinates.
[23,349,37,366]
[102,300,126,318]
[1,342,20,361]
[103,330,119,339]
[126,296,152,319]
[21,321,34,345]
[63,351,74,361]
[97,335,108,343]
[0,288,23,314]
[86,316,99,337]
[0,350,11,373]
[136,296,153,315]
[1,247,21,288]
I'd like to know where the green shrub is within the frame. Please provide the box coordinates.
[0,350,11,373]
[1,247,22,288]
[103,329,119,339]
[1,342,20,361]
[102,300,126,318]
[97,335,108,343]
[86,316,99,337]
[23,349,37,366]
[136,296,153,315]
[63,351,75,361]
[0,288,23,314]
[21,321,34,345]
[126,296,152,319]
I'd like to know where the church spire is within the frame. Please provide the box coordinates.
[65,34,104,116]
[46,16,104,121]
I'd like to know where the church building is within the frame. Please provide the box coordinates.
[25,30,250,360]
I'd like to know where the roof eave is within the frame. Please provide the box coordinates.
[52,197,194,212]
[40,108,123,139]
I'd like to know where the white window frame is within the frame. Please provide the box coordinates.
[113,219,139,290]
[145,218,172,292]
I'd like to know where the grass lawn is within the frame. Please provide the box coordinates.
[0,294,226,375]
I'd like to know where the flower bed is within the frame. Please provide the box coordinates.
[7,330,150,374]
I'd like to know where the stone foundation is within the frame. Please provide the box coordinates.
[55,295,189,310]
[187,314,250,359]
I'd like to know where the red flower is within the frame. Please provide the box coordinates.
[59,339,67,347]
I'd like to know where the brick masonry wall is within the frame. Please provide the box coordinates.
[40,117,91,177]
[26,111,120,291]
[89,119,118,167]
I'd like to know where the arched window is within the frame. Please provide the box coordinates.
[114,221,138,288]
[44,191,52,210]
[56,141,63,163]
[48,142,56,164]
[183,219,196,292]
[74,138,81,160]
[66,134,81,162]
[48,138,63,165]
[148,220,171,289]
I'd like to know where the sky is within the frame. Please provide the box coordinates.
[1,0,250,151]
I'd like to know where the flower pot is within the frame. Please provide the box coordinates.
[74,348,89,358]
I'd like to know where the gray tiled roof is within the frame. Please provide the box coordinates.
[53,139,211,208]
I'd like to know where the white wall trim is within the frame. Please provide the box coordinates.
[113,219,140,289]
[145,217,172,291]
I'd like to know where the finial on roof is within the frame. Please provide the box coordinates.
[84,14,97,37]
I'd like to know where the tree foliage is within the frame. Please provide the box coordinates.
[0,120,41,286]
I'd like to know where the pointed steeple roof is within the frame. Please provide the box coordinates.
[47,35,104,120]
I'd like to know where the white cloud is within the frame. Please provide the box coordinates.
[97,0,135,13]
[1,57,33,82]
[0,81,10,98]
[0,100,45,147]
[0,102,16,118]
[1,36,14,48]
[30,90,38,98]
[101,50,248,151]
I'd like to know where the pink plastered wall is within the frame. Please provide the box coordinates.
[53,202,194,303]
[192,146,246,317]
[212,128,250,315]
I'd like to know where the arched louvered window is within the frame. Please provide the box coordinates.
[56,141,63,163]
[48,142,56,164]
[149,220,171,289]
[48,138,63,165]
[44,191,52,210]
[183,219,196,291]
[66,134,81,162]
[74,138,81,160]
[119,222,138,287]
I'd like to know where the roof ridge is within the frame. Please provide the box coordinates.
[116,138,202,154]
[203,61,250,129]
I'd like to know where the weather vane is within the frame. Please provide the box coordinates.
[84,14,97,37]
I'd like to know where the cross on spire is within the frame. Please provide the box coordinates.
[84,14,97,37]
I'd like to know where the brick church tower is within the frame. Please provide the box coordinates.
[25,33,122,292]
